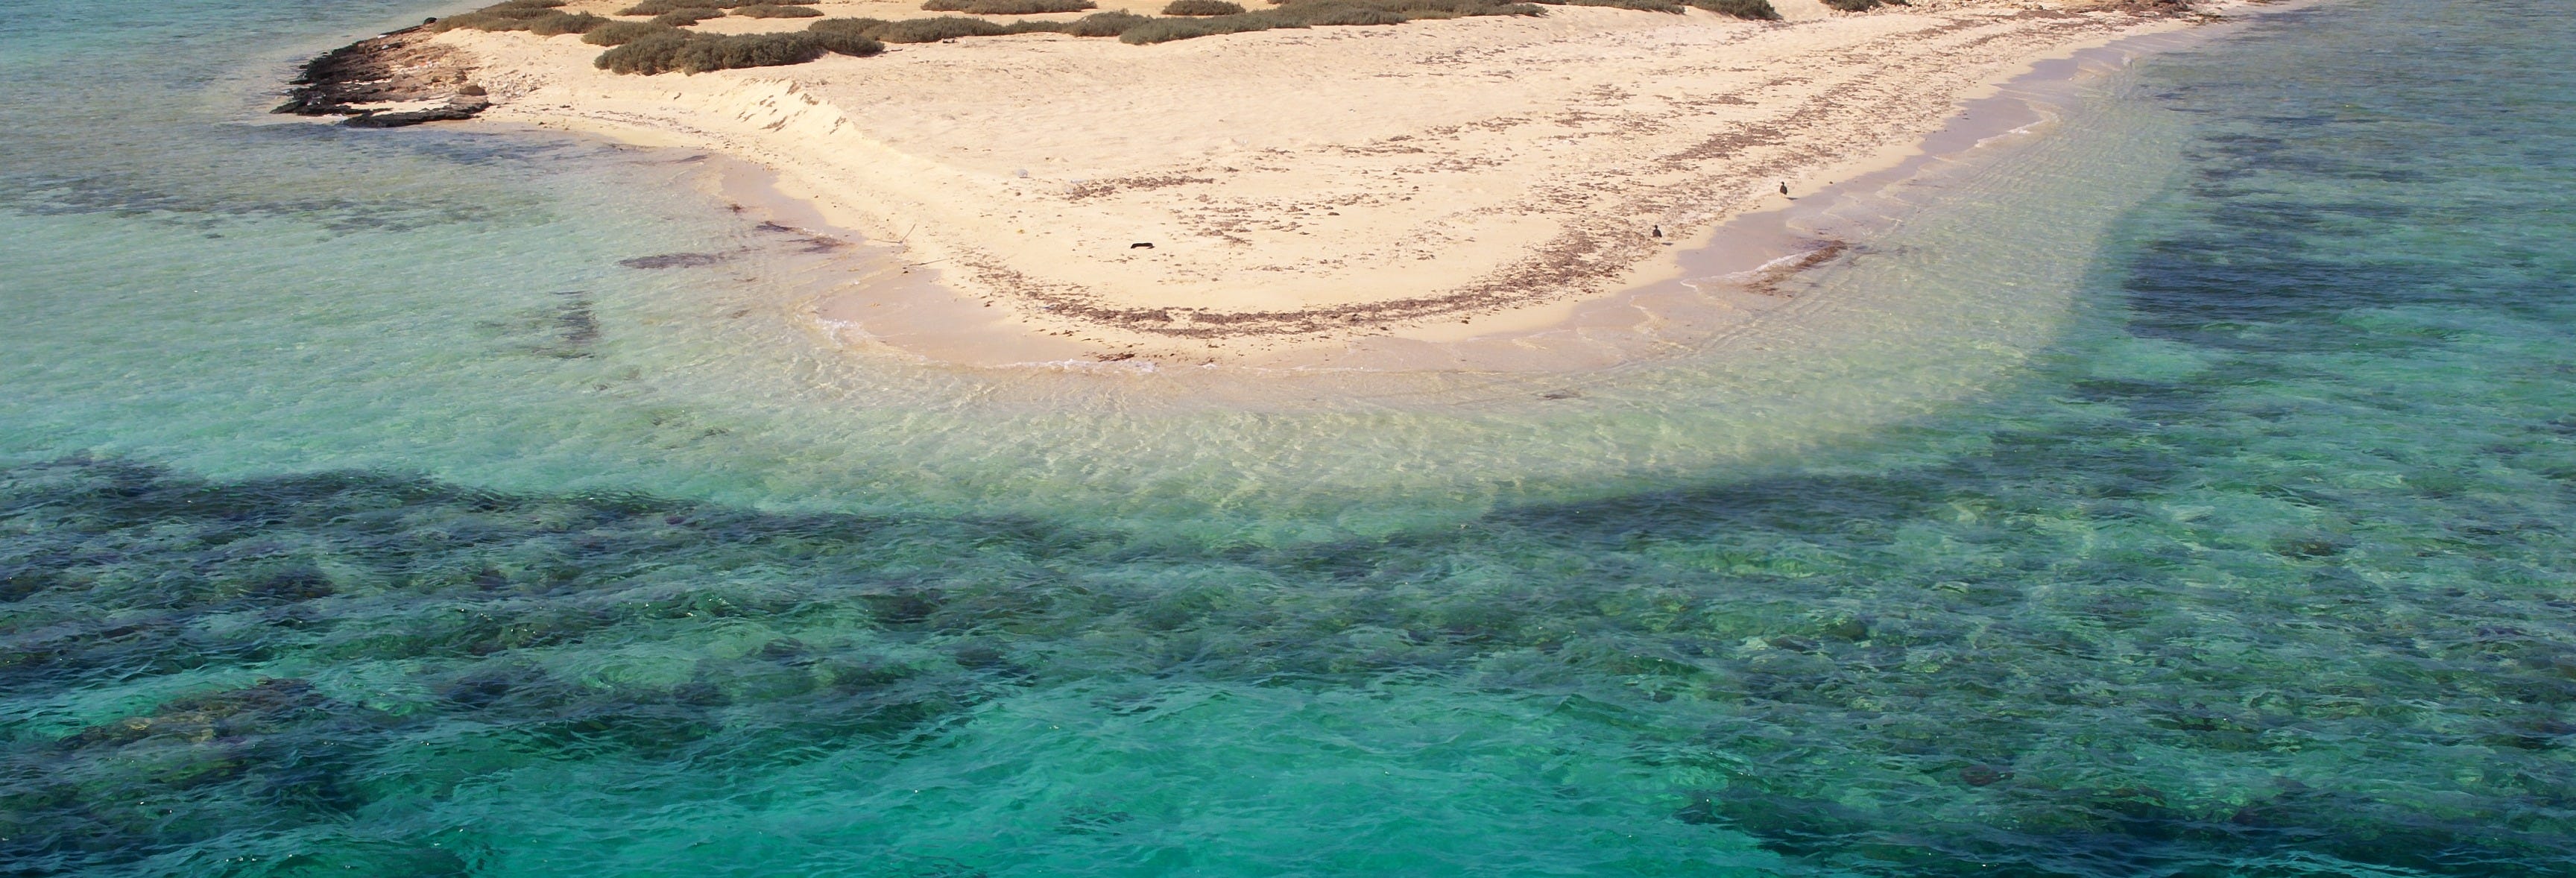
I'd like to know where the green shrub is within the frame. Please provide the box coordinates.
[1118,13,1292,42]
[1306,5,1404,22]
[596,32,695,72]
[1161,0,1245,13]
[808,16,891,35]
[811,29,887,55]
[873,15,1016,41]
[735,3,824,16]
[1819,0,1878,9]
[595,31,828,74]
[529,11,609,34]
[1275,0,1543,23]
[650,7,726,25]
[1530,0,1682,13]
[432,1,610,34]
[1059,9,1151,34]
[1114,0,1537,43]
[1287,0,1544,19]
[921,0,1096,12]
[623,0,810,10]
[1691,0,1778,17]
[584,20,681,44]
[812,15,1031,42]
[993,9,1150,33]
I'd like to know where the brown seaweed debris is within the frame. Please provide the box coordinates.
[619,253,726,269]
[274,25,491,127]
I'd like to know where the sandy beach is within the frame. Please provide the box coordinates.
[332,0,2213,364]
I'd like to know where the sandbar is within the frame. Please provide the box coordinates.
[307,0,2232,366]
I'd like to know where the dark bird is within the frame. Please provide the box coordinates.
[1778,182,1790,195]
[1130,242,1154,249]
[1652,225,1662,239]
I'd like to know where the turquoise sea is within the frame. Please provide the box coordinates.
[4,0,2572,874]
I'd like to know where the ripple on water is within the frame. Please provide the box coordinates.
[4,0,2576,874]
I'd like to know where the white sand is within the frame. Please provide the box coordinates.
[429,0,2204,361]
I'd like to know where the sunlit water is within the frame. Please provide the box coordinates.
[4,0,2572,874]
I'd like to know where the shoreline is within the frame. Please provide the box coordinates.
[722,4,2262,373]
[290,0,2272,371]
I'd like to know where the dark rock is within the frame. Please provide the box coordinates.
[277,28,480,119]
[343,101,489,129]
[618,253,724,269]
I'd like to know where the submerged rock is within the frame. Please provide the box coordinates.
[343,100,491,129]
[617,253,725,269]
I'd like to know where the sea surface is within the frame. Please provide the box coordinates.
[3,0,2572,874]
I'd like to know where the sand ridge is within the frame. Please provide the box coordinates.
[423,0,2206,361]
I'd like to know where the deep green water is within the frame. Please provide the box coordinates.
[4,0,2574,874]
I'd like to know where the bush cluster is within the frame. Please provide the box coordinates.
[811,15,1008,41]
[595,31,836,73]
[1115,14,1271,41]
[1526,0,1772,17]
[649,7,727,25]
[433,0,613,35]
[531,11,612,34]
[1046,10,1152,34]
[587,0,1751,68]
[1820,0,1881,8]
[736,4,825,16]
[1690,0,1779,19]
[921,0,1097,13]
[809,29,889,55]
[1530,0,1684,13]
[620,0,815,13]
[1117,0,1541,44]
[584,20,683,44]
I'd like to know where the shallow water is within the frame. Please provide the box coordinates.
[4,0,2574,874]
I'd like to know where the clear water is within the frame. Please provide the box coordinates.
[3,0,2572,874]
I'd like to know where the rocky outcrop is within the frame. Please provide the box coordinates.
[274,25,492,127]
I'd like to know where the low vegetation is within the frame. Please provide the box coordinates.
[584,20,684,44]
[1118,0,1543,43]
[649,7,727,25]
[432,0,611,35]
[573,0,1772,74]
[596,31,830,72]
[811,15,1008,41]
[1690,0,1778,19]
[620,0,815,13]
[809,29,888,55]
[921,0,1098,13]
[531,11,611,34]
[1531,0,1684,13]
[1114,14,1269,41]
[1044,10,1152,34]
[1820,0,1882,9]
